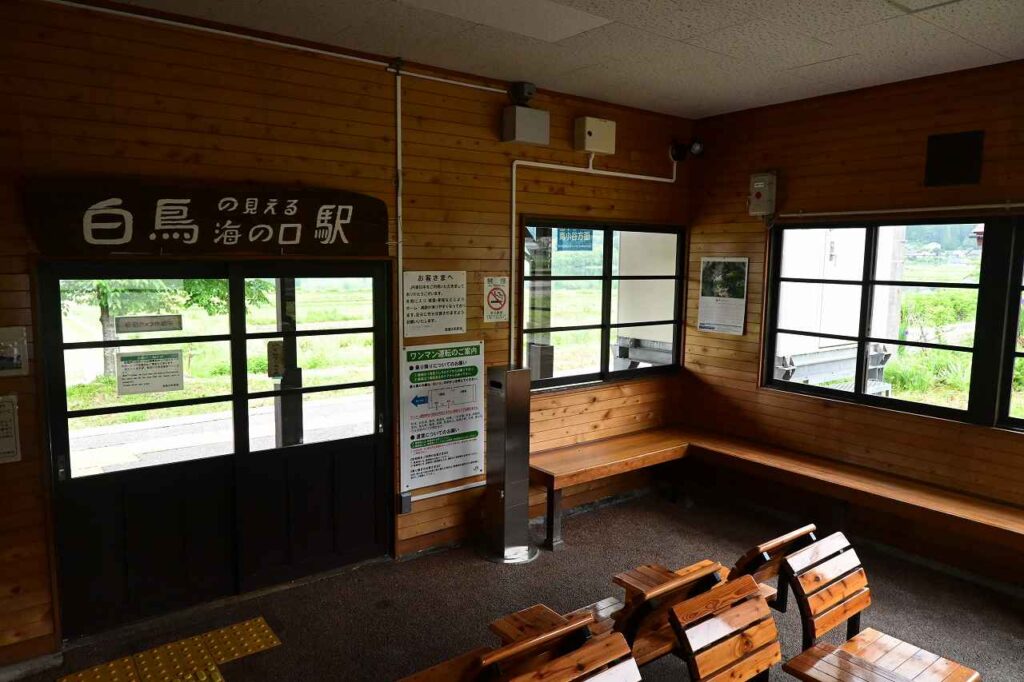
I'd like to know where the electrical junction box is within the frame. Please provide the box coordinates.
[748,172,777,216]
[574,116,616,154]
[502,105,550,146]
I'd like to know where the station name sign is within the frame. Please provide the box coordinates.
[22,178,389,257]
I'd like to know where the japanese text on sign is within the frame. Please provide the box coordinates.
[403,271,467,338]
[400,341,485,491]
[116,350,185,396]
[483,276,509,323]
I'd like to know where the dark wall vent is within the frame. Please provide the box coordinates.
[925,130,984,186]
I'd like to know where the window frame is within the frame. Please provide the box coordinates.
[764,217,1021,426]
[999,224,1024,428]
[520,217,685,390]
[39,259,391,479]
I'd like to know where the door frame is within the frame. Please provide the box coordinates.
[37,258,395,637]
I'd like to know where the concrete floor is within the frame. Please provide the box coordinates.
[26,493,1024,681]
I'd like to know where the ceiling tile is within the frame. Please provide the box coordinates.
[558,22,733,73]
[888,0,961,9]
[399,0,611,42]
[818,14,1004,78]
[550,0,752,41]
[788,53,915,91]
[917,0,1024,58]
[686,19,850,69]
[717,0,905,37]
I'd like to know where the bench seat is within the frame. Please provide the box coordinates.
[529,425,1024,553]
[530,428,690,549]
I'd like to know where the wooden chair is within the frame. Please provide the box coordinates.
[781,532,980,682]
[727,523,818,612]
[402,609,639,681]
[669,575,782,682]
[609,559,724,666]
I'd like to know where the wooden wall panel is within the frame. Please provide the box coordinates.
[684,61,1024,507]
[0,0,690,662]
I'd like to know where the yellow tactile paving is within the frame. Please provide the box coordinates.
[59,617,279,682]
[133,635,217,682]
[59,656,139,682]
[200,617,282,665]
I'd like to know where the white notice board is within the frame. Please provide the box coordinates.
[400,341,485,491]
[116,350,184,396]
[697,257,748,335]
[403,271,467,337]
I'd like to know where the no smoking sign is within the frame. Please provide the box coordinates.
[483,276,509,323]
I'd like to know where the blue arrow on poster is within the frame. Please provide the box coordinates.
[411,395,429,407]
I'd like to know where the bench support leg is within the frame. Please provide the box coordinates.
[846,613,863,640]
[544,488,563,551]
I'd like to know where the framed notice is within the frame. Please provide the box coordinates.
[400,341,485,491]
[116,350,184,396]
[403,271,467,338]
[0,327,28,377]
[697,257,748,336]
[0,395,20,464]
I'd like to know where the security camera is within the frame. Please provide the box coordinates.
[508,81,537,107]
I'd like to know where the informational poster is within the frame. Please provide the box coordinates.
[697,257,749,335]
[116,350,184,396]
[115,314,182,334]
[400,341,485,491]
[0,327,28,377]
[403,271,467,338]
[0,395,20,464]
[483,276,509,323]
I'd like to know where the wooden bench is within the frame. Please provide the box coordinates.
[669,575,782,681]
[403,606,638,681]
[530,425,1024,556]
[726,523,818,612]
[780,532,980,682]
[530,428,689,549]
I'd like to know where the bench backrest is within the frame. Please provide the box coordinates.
[612,560,723,650]
[506,632,637,682]
[782,531,872,647]
[669,575,782,681]
[728,523,817,612]
[479,612,595,674]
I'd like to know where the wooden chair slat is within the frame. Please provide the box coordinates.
[684,597,771,653]
[847,632,903,664]
[798,549,862,596]
[841,628,885,657]
[506,632,633,682]
[812,588,872,640]
[787,532,851,574]
[891,650,940,679]
[703,641,781,682]
[874,641,921,671]
[670,576,760,630]
[808,569,869,616]
[490,604,568,644]
[693,618,778,679]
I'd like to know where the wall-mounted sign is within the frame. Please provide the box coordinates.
[400,341,485,491]
[0,327,28,377]
[116,350,184,396]
[21,178,388,257]
[403,271,467,338]
[483,276,509,323]
[115,315,182,335]
[556,228,593,251]
[0,395,21,464]
[267,340,285,378]
[697,257,749,336]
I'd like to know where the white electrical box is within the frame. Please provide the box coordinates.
[748,172,777,216]
[574,117,616,155]
[502,106,550,146]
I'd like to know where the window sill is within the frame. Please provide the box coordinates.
[530,366,680,396]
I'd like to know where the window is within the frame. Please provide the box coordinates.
[522,220,683,389]
[767,219,1024,426]
[47,265,385,478]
